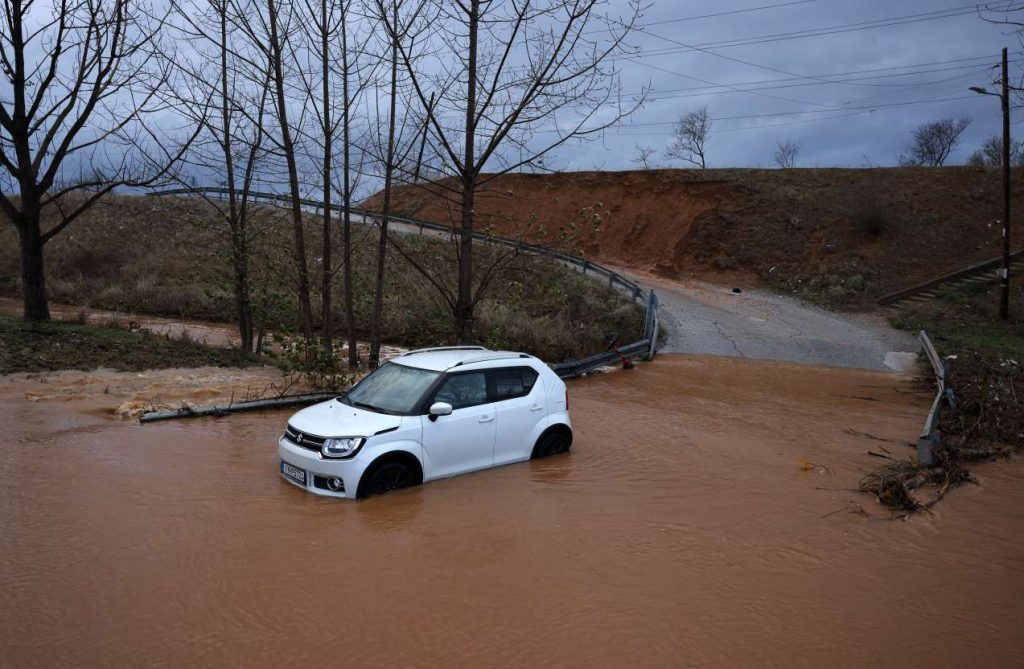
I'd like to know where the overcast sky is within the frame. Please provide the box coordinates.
[561,0,1019,170]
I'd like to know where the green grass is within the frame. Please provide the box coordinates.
[889,282,1024,358]
[0,315,259,374]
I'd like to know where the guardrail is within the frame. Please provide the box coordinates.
[917,330,956,465]
[150,186,661,376]
[550,291,659,379]
[150,186,648,302]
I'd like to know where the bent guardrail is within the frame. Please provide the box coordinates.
[551,291,659,379]
[917,330,957,465]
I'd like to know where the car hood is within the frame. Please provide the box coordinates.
[288,399,404,438]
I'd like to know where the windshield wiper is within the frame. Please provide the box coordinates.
[353,401,384,414]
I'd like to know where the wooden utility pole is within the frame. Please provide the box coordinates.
[1000,46,1011,320]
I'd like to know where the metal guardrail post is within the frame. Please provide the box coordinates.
[917,330,947,466]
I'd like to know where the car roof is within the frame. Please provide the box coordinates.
[393,346,536,372]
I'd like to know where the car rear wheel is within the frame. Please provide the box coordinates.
[532,431,571,459]
[362,462,415,498]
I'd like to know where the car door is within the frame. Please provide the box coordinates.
[489,367,545,466]
[420,371,496,480]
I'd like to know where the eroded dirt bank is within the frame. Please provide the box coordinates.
[365,168,1024,304]
[2,356,1023,667]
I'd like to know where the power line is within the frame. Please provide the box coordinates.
[643,62,1016,104]
[622,93,986,129]
[605,4,1010,111]
[636,55,1013,97]
[638,0,817,28]
[637,3,1011,59]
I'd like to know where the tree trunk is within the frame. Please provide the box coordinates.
[341,4,357,368]
[319,0,333,353]
[456,180,474,341]
[231,234,255,352]
[369,0,399,369]
[219,1,254,353]
[455,0,479,343]
[17,209,50,321]
[268,0,314,344]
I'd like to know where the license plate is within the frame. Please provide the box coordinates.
[280,461,306,485]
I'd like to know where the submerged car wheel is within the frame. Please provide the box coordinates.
[532,431,570,459]
[362,462,415,498]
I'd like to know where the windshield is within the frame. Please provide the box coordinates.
[342,362,440,414]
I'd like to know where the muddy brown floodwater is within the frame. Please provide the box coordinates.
[2,355,1023,667]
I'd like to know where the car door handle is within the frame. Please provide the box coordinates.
[529,405,544,412]
[479,415,494,423]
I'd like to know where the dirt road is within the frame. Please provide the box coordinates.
[2,357,1023,667]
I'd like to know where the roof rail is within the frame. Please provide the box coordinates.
[399,345,487,357]
[450,352,530,368]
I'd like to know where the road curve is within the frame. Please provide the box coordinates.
[335,210,919,372]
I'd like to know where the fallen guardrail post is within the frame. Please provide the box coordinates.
[139,392,337,424]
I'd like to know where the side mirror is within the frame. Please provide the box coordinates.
[428,401,453,422]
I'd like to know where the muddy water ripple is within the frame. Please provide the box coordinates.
[2,355,1023,667]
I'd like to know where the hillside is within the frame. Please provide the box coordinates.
[363,167,1024,308]
[0,195,643,361]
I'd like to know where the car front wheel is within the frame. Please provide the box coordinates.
[361,462,415,498]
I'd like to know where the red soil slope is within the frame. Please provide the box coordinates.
[364,168,1024,306]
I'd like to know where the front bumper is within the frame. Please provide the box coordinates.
[278,437,363,499]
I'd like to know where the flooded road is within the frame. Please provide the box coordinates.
[2,355,1023,667]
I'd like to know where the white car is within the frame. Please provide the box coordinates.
[278,346,572,499]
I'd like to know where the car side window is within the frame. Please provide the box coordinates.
[490,367,539,402]
[433,372,489,410]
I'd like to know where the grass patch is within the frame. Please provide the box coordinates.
[889,282,1024,358]
[0,194,644,362]
[0,315,258,374]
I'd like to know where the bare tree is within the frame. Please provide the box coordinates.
[632,144,656,169]
[229,0,316,344]
[165,0,275,352]
[366,0,418,368]
[666,105,711,169]
[898,116,971,167]
[773,139,801,168]
[378,0,645,341]
[0,0,193,320]
[968,134,1024,167]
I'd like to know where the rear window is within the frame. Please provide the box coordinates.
[490,367,539,402]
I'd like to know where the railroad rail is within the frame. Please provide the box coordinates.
[877,249,1023,308]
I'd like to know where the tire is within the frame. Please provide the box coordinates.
[532,431,571,459]
[360,462,415,498]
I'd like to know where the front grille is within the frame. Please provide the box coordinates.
[283,424,326,453]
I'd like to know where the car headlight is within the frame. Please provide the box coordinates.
[321,437,365,459]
